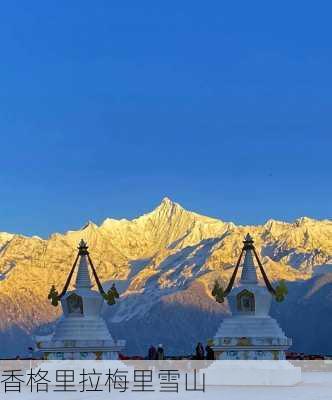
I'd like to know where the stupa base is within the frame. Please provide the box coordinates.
[36,337,125,360]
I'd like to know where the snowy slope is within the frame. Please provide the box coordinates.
[0,198,331,356]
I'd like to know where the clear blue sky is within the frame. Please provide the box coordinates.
[0,1,331,237]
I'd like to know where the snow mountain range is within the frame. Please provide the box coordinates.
[0,197,331,357]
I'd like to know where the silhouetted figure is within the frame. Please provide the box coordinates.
[195,342,205,360]
[156,344,165,360]
[205,344,214,360]
[148,345,157,360]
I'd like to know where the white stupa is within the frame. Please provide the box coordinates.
[212,234,291,360]
[37,240,125,360]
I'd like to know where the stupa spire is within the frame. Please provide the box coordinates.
[212,233,288,305]
[240,234,258,284]
[75,240,93,289]
[48,239,120,307]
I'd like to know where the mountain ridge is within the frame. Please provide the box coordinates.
[0,197,331,356]
[3,196,330,239]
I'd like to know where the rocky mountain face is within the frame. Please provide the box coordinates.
[0,197,331,357]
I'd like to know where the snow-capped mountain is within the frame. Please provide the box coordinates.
[0,197,331,357]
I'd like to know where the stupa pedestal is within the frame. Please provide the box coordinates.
[37,240,125,360]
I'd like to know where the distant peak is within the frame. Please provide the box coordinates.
[81,220,97,230]
[156,197,183,212]
[265,218,285,226]
[294,216,315,226]
[161,196,175,205]
[263,219,288,231]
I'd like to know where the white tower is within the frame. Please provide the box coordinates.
[37,240,125,360]
[212,234,291,360]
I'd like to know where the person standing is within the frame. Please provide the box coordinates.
[205,342,214,360]
[195,342,205,360]
[156,344,165,360]
[148,345,157,360]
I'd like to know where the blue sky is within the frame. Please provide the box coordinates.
[0,1,331,237]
